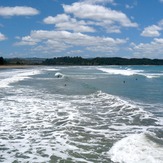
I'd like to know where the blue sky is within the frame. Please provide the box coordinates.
[0,0,163,58]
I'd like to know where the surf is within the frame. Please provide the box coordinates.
[108,132,163,163]
[0,66,162,162]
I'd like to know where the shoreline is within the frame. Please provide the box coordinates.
[0,65,35,69]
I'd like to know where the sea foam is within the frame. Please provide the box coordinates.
[97,67,143,76]
[0,65,162,162]
[0,69,41,88]
[108,133,163,163]
[97,67,163,78]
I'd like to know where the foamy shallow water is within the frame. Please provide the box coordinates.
[108,133,163,163]
[0,66,163,162]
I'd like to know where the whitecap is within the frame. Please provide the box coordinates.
[45,68,60,71]
[55,72,64,78]
[97,67,144,76]
[97,67,163,79]
[144,73,163,78]
[0,69,41,88]
[108,133,163,163]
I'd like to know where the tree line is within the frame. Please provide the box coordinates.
[0,57,6,65]
[1,56,163,65]
[42,56,163,65]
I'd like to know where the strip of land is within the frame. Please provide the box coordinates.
[1,56,163,65]
[0,65,34,69]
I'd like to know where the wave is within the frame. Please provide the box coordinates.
[54,72,64,78]
[0,86,162,162]
[108,132,163,163]
[0,69,41,88]
[145,73,163,78]
[44,68,60,71]
[97,67,144,76]
[97,67,163,78]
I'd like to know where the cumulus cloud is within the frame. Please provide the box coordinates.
[141,25,162,37]
[43,14,69,24]
[15,36,39,46]
[0,32,7,41]
[130,38,163,58]
[132,19,163,58]
[13,1,137,56]
[43,14,95,32]
[43,1,137,34]
[141,19,163,37]
[16,30,127,54]
[0,6,39,17]
[63,2,138,29]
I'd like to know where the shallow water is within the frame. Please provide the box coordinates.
[0,66,163,163]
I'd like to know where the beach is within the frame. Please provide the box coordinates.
[0,65,35,69]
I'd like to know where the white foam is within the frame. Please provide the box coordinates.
[97,67,163,78]
[0,69,41,88]
[97,67,143,76]
[55,72,64,78]
[0,86,162,162]
[45,68,60,71]
[0,87,84,162]
[108,133,163,163]
[71,74,105,80]
[145,73,163,78]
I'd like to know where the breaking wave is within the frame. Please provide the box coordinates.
[0,66,162,162]
[97,67,163,78]
[0,88,162,162]
[0,69,41,88]
[108,132,163,163]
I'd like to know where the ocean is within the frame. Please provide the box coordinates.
[0,65,163,163]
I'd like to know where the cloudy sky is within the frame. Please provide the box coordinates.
[0,0,163,58]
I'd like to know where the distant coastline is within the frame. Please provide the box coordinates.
[0,65,34,69]
[1,56,163,66]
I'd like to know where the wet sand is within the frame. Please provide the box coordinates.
[0,65,35,69]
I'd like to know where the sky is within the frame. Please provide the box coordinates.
[0,0,163,58]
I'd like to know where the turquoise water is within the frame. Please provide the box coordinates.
[0,66,163,162]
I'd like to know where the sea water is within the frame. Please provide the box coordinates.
[0,66,162,163]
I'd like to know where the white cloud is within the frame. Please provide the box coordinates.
[43,14,69,24]
[83,0,115,4]
[141,25,162,37]
[90,21,121,33]
[55,21,95,33]
[160,0,163,3]
[141,19,163,37]
[0,32,7,41]
[154,38,163,43]
[43,1,137,34]
[15,36,39,46]
[43,14,95,32]
[33,40,70,53]
[16,30,127,54]
[130,38,163,58]
[63,2,138,30]
[0,6,39,17]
